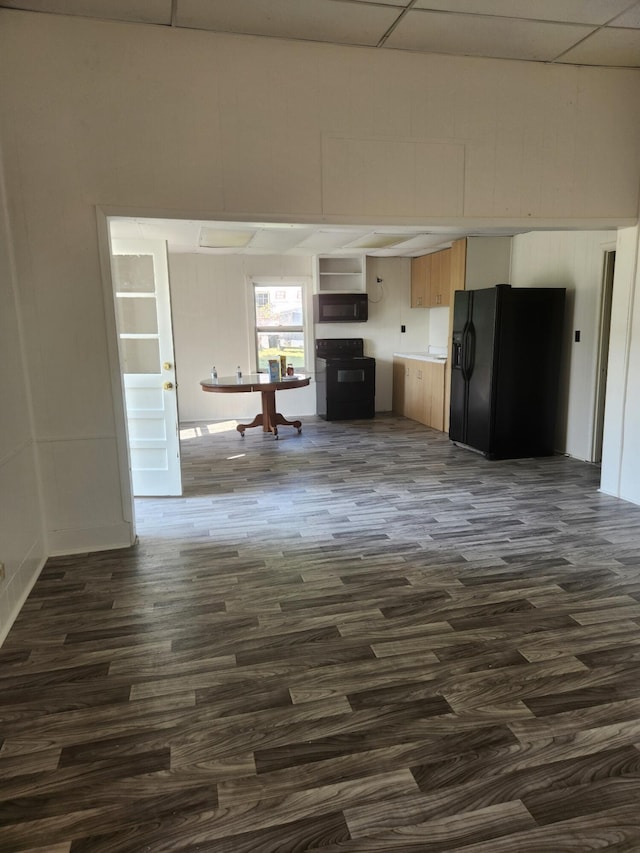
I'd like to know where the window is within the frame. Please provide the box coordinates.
[253,283,306,372]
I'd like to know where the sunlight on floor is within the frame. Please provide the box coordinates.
[180,421,239,439]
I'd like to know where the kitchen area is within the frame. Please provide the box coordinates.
[381,236,513,434]
[120,221,611,466]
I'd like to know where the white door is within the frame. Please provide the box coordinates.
[110,238,182,496]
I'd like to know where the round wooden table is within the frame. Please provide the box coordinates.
[200,373,310,439]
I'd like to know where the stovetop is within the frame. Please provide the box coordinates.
[315,338,365,359]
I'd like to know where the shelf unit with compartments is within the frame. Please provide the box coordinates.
[316,256,366,292]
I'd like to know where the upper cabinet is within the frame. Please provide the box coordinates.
[317,256,366,292]
[410,247,452,308]
[430,248,451,307]
[410,254,430,307]
[410,235,511,309]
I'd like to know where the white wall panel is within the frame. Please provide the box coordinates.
[38,438,131,544]
[322,136,465,218]
[0,138,46,645]
[510,230,614,461]
[169,253,317,423]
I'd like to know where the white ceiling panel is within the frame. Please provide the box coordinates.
[2,0,640,67]
[559,26,640,65]
[175,0,398,47]
[385,10,596,62]
[610,5,640,26]
[109,217,540,257]
[247,228,318,251]
[0,0,172,23]
[411,0,639,26]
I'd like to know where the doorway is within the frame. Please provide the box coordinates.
[592,249,615,464]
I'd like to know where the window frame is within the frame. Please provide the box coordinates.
[248,276,313,374]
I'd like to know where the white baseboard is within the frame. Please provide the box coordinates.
[47,521,135,556]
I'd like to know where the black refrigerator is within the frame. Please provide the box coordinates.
[449,284,565,460]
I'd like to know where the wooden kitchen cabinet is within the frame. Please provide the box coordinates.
[430,248,451,307]
[392,357,406,414]
[411,247,452,308]
[393,357,446,431]
[410,255,430,307]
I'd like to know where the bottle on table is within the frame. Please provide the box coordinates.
[211,365,218,382]
[236,365,242,381]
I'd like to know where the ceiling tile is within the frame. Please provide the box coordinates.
[247,228,318,251]
[345,0,408,4]
[294,230,371,251]
[609,4,640,27]
[385,9,596,61]
[0,0,172,24]
[412,0,638,26]
[559,26,640,65]
[175,0,399,47]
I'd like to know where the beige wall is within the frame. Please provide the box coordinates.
[510,230,615,461]
[0,9,640,585]
[0,140,45,644]
[169,253,416,422]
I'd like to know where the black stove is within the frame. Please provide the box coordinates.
[315,338,376,421]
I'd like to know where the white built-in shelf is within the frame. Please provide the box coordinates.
[317,256,366,292]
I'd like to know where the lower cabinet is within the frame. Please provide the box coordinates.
[392,358,446,431]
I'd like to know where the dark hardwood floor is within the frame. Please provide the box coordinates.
[2,415,640,851]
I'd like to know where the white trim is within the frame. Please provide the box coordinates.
[95,207,136,534]
[48,522,135,557]
[0,543,46,647]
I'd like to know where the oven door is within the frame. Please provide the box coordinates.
[323,357,375,420]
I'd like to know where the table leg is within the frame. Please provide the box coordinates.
[236,414,263,437]
[273,412,303,436]
[235,389,302,439]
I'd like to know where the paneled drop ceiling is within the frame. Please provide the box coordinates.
[5,0,635,255]
[108,217,529,258]
[2,0,640,67]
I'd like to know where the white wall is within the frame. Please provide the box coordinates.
[510,230,615,461]
[0,141,46,644]
[169,253,316,422]
[1,9,640,570]
[465,237,513,290]
[601,226,640,505]
[169,253,415,420]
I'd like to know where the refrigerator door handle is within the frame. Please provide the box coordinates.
[464,322,476,380]
[460,323,469,381]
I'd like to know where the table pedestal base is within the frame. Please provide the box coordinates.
[237,390,302,439]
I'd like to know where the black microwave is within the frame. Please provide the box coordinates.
[314,292,368,323]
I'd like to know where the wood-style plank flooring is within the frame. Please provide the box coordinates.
[2,415,640,851]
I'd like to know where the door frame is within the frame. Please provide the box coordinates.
[591,246,616,464]
[96,208,136,540]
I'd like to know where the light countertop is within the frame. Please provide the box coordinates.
[393,351,447,363]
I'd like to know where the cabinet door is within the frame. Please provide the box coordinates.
[429,248,452,307]
[437,248,452,307]
[405,360,429,425]
[410,256,427,307]
[392,358,406,415]
[427,362,446,431]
